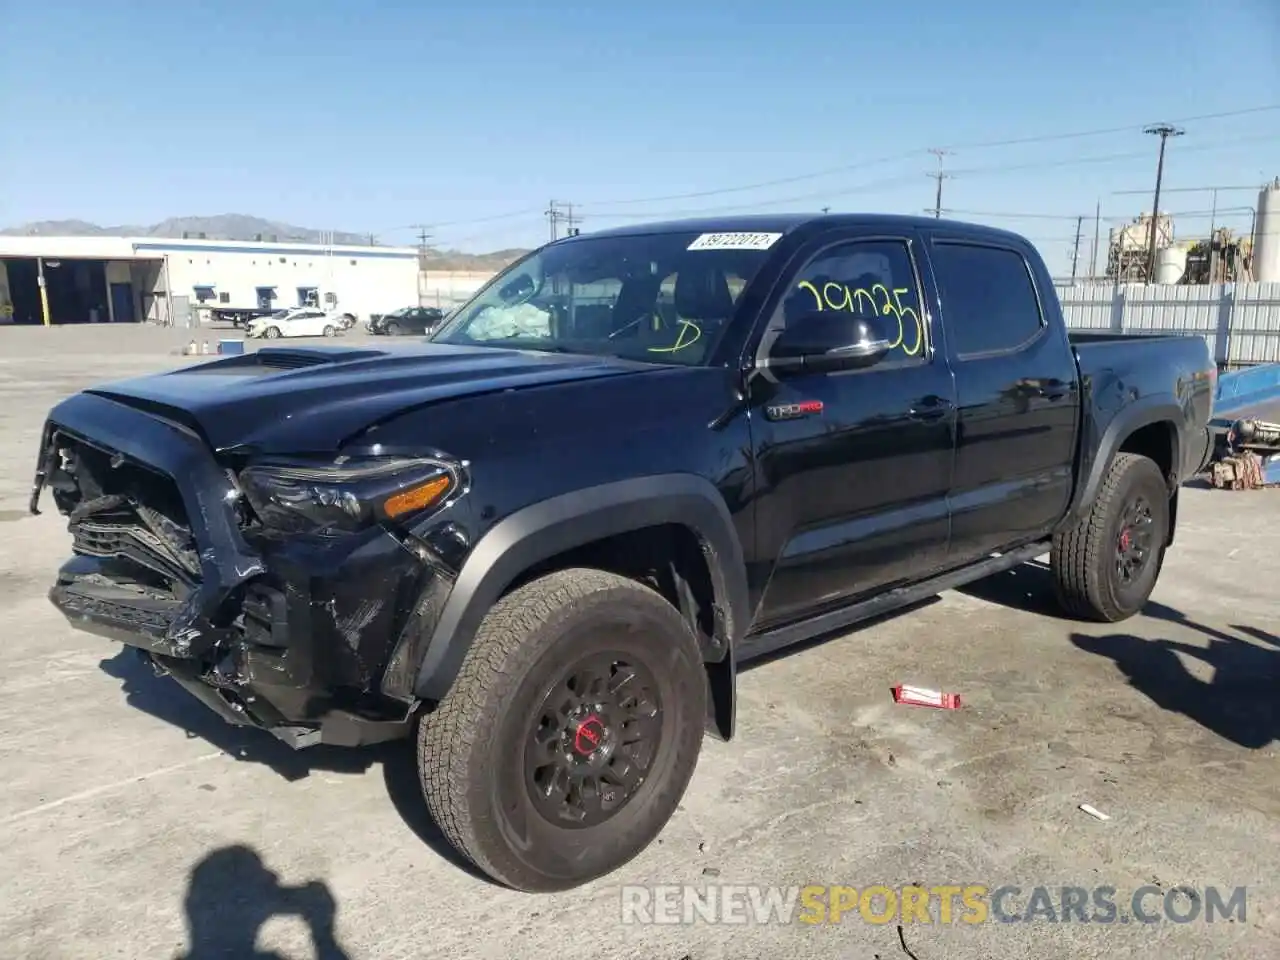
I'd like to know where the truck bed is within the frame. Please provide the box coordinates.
[1067,331,1194,345]
[1069,330,1216,483]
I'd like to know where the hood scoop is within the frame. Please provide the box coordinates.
[254,346,388,370]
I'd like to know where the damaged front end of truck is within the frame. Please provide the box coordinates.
[30,390,471,749]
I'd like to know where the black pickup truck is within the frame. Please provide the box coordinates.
[30,214,1214,892]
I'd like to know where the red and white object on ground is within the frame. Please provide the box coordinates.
[892,684,962,709]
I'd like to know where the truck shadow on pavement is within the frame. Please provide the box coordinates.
[957,565,1278,748]
[1070,603,1279,750]
[952,559,1066,617]
[98,650,489,882]
[176,844,351,960]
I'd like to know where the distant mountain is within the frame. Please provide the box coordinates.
[0,215,529,272]
[424,247,532,272]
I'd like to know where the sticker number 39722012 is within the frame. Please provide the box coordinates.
[687,232,784,251]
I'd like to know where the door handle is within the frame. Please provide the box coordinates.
[1035,387,1069,401]
[908,395,953,420]
[1028,380,1069,401]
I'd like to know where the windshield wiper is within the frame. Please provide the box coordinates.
[519,344,586,355]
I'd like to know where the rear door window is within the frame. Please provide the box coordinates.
[930,243,1045,357]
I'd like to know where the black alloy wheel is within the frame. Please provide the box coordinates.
[524,652,663,830]
[1114,493,1155,586]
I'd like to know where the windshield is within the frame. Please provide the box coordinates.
[430,230,779,365]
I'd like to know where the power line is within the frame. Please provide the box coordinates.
[443,220,547,247]
[936,103,1279,151]
[940,206,1255,223]
[578,172,926,221]
[573,103,1279,208]
[944,130,1280,180]
[575,151,922,208]
[1110,184,1261,196]
[578,131,1280,226]
[374,209,545,235]
[370,122,1278,241]
[941,208,1085,221]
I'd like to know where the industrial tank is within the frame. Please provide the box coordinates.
[1256,177,1280,283]
[1155,245,1188,284]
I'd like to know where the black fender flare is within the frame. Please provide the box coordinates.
[413,474,750,706]
[1063,397,1183,530]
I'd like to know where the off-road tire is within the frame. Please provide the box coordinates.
[1051,452,1169,622]
[417,568,706,892]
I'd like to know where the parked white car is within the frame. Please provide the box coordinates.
[246,308,349,339]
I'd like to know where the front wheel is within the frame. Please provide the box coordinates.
[1051,452,1169,622]
[322,324,336,337]
[384,321,401,336]
[417,568,706,892]
[263,326,281,339]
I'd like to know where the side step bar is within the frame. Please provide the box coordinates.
[739,541,1052,662]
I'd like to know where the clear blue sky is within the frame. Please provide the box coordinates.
[2,0,1278,273]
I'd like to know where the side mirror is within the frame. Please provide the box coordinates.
[766,311,894,373]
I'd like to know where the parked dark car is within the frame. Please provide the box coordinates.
[31,213,1215,894]
[367,306,445,336]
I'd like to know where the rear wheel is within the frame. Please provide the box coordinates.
[417,568,706,892]
[1052,452,1169,622]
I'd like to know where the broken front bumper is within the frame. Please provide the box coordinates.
[34,393,427,749]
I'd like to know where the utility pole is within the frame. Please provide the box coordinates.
[1071,215,1084,280]
[927,149,952,219]
[546,201,562,242]
[1143,123,1185,281]
[413,225,432,307]
[1207,187,1219,283]
[546,200,580,240]
[1091,199,1102,278]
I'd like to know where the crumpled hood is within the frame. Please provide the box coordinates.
[83,342,648,453]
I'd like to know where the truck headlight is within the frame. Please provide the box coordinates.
[238,456,459,535]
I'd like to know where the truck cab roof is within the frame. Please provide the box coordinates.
[566,212,1030,247]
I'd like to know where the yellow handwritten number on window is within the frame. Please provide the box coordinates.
[795,280,922,357]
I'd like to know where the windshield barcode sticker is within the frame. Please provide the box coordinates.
[688,232,783,251]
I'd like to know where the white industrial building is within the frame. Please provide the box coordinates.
[0,235,421,326]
